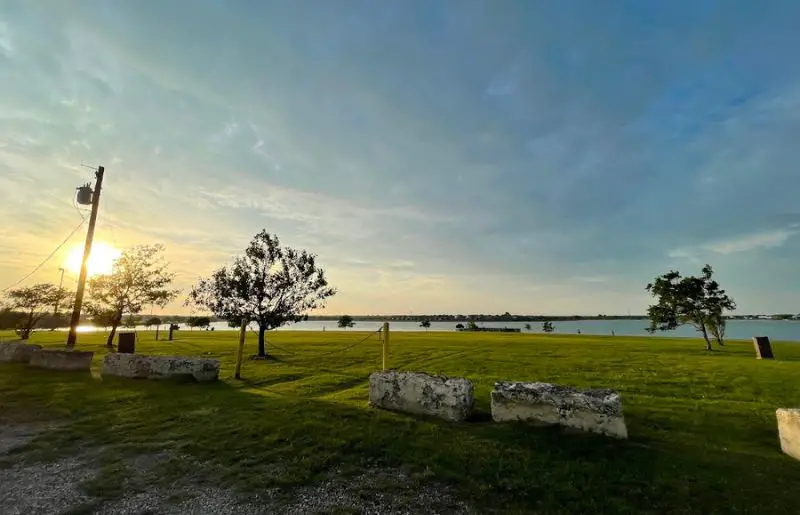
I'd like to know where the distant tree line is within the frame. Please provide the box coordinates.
[305,313,648,322]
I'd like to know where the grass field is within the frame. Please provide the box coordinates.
[1,330,799,513]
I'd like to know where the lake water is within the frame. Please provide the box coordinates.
[108,319,800,342]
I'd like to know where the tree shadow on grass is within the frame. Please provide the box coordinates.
[2,367,800,514]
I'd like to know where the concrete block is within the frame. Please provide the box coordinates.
[0,342,42,363]
[491,381,628,439]
[29,349,94,372]
[369,371,474,422]
[101,353,220,382]
[777,408,800,461]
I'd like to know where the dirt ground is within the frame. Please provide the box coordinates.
[0,422,472,514]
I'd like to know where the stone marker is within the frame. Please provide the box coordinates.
[777,408,800,461]
[491,382,628,439]
[368,371,474,422]
[0,342,42,363]
[753,336,774,359]
[117,332,135,354]
[29,349,94,372]
[101,353,220,382]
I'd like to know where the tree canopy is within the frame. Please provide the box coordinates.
[645,264,735,350]
[188,230,336,357]
[541,321,554,333]
[338,315,355,329]
[86,244,178,347]
[188,316,212,330]
[144,316,162,328]
[419,319,431,330]
[4,283,70,339]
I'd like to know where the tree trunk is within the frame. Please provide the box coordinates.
[700,324,712,351]
[257,326,266,357]
[155,325,160,341]
[107,320,121,348]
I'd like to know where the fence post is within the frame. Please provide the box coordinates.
[382,321,390,371]
[235,320,247,379]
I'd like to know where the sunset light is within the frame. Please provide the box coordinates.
[65,241,121,277]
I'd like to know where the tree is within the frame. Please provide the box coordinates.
[188,230,336,358]
[37,312,69,331]
[5,283,70,340]
[0,306,23,330]
[707,316,726,347]
[123,314,137,328]
[467,321,478,331]
[455,323,465,330]
[645,264,736,351]
[91,309,116,331]
[86,245,179,348]
[145,316,163,340]
[524,323,532,331]
[188,316,211,330]
[542,321,554,333]
[419,319,431,331]
[338,315,355,330]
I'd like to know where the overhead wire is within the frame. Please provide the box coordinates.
[1,219,86,293]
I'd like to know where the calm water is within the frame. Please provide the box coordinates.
[100,319,800,342]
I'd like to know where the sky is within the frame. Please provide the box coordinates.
[1,0,799,316]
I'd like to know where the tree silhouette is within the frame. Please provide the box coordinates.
[5,283,70,339]
[338,315,355,330]
[646,264,735,351]
[188,230,336,357]
[87,245,179,348]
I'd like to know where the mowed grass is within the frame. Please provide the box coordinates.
[2,330,800,513]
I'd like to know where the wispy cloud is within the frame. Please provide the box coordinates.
[669,226,798,261]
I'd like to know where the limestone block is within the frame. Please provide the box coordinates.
[777,408,800,461]
[29,349,94,372]
[491,381,628,439]
[101,353,220,382]
[369,371,474,422]
[0,342,42,363]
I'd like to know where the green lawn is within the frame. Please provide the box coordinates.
[2,330,799,513]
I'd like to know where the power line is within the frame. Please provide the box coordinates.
[1,220,86,293]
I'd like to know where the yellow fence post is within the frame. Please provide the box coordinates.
[382,321,390,371]
[234,319,247,379]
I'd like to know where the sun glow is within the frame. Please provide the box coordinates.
[65,242,121,277]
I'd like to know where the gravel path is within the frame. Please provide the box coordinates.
[0,422,472,514]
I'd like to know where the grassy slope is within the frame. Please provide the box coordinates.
[1,330,799,514]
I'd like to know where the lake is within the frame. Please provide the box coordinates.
[169,319,800,342]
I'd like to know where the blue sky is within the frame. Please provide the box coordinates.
[1,0,799,315]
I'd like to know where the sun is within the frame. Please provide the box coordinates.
[65,241,122,277]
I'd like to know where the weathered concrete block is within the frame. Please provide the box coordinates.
[369,371,474,422]
[0,342,42,363]
[491,382,628,439]
[29,349,94,372]
[101,353,220,382]
[777,408,800,461]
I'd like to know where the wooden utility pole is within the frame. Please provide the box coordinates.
[234,319,247,379]
[382,321,390,371]
[66,166,104,349]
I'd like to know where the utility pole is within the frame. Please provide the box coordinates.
[66,166,105,349]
